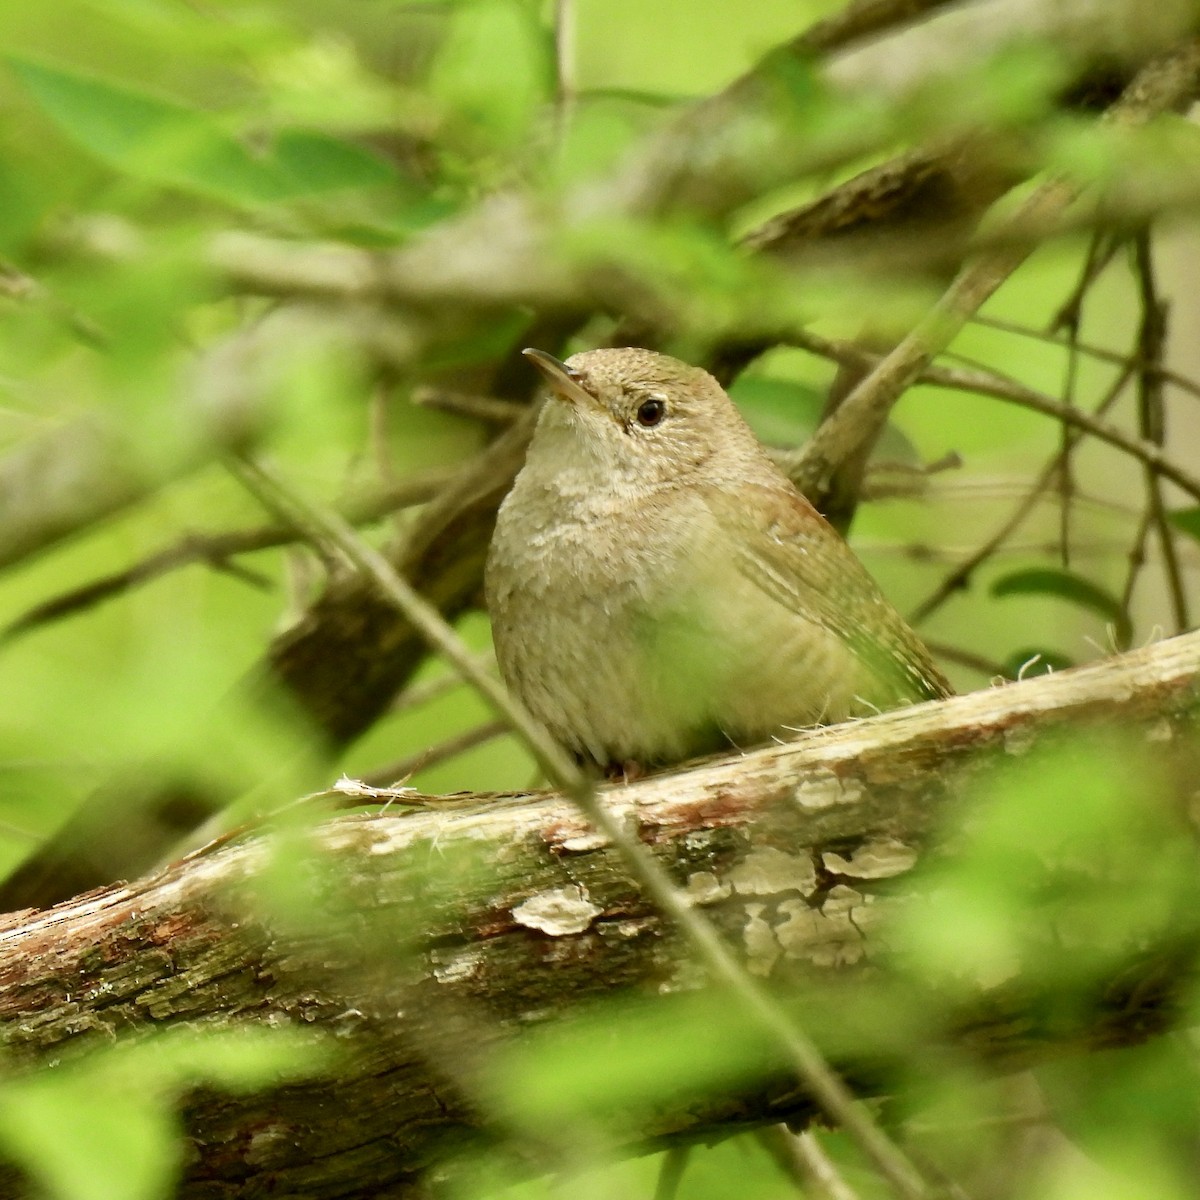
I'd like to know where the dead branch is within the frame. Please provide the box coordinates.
[1,632,1198,1198]
[0,468,459,645]
[779,329,1200,504]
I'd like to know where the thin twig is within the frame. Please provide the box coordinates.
[360,720,509,788]
[228,456,936,1200]
[1058,328,1075,571]
[908,359,1136,624]
[390,654,497,714]
[921,639,1008,680]
[789,175,1077,502]
[1048,234,1121,336]
[782,331,1200,506]
[969,313,1200,404]
[882,472,1137,519]
[785,40,1200,507]
[410,387,527,426]
[927,361,1199,493]
[1052,234,1115,568]
[0,467,459,645]
[1132,232,1190,634]
[757,1126,863,1200]
[1120,507,1154,616]
[653,1146,690,1200]
[896,535,1139,567]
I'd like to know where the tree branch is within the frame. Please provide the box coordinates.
[1,631,1198,1198]
[0,468,459,645]
[780,329,1200,505]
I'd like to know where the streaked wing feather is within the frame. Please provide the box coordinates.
[705,486,952,705]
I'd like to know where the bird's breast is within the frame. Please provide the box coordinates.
[487,483,720,762]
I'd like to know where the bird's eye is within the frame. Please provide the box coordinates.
[635,397,666,427]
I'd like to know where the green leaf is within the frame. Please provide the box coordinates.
[7,57,398,205]
[428,0,551,150]
[1167,506,1200,542]
[728,375,823,446]
[8,56,284,203]
[990,567,1131,647]
[272,129,398,194]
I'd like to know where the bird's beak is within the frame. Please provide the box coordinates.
[522,348,596,409]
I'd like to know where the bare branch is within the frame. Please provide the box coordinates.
[795,0,957,56]
[970,313,1200,405]
[359,720,509,788]
[1132,233,1190,634]
[1,629,1197,1198]
[780,330,1200,506]
[909,357,1135,623]
[410,387,528,426]
[0,468,459,645]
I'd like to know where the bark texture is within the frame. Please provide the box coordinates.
[1,631,1199,1198]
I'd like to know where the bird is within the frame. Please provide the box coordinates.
[485,346,952,772]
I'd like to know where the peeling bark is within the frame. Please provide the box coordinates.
[1,631,1199,1198]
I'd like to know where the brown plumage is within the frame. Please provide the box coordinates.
[486,346,951,769]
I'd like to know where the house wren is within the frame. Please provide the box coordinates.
[486,347,952,769]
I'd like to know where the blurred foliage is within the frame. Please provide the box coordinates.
[894,735,1194,998]
[0,1027,327,1200]
[0,0,1198,1196]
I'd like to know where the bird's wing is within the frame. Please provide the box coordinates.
[703,484,952,706]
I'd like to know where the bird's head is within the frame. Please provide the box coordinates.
[522,346,761,490]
